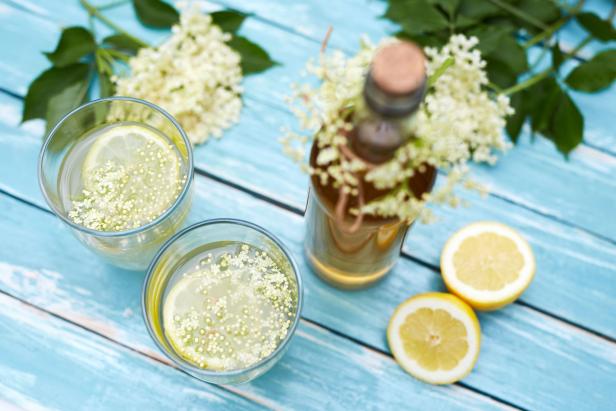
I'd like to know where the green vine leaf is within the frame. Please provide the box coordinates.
[45,75,90,132]
[428,0,459,17]
[44,26,96,67]
[98,70,115,99]
[227,35,279,75]
[211,9,248,34]
[552,91,583,155]
[551,43,564,71]
[576,12,616,42]
[384,0,449,35]
[506,92,526,143]
[565,50,616,93]
[23,63,90,123]
[132,0,179,28]
[103,34,143,54]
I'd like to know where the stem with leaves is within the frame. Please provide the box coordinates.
[80,0,148,48]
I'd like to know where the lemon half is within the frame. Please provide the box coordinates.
[387,292,481,385]
[441,221,535,311]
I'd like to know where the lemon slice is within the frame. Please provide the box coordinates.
[441,221,535,311]
[162,275,229,370]
[387,292,480,385]
[82,123,180,191]
[76,123,184,229]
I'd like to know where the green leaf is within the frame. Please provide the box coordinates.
[211,10,247,33]
[384,0,449,35]
[103,34,143,54]
[511,0,561,34]
[98,70,115,98]
[44,26,96,67]
[458,0,503,20]
[524,78,583,154]
[23,63,90,123]
[552,91,583,155]
[551,43,564,71]
[531,78,561,133]
[565,49,616,92]
[506,92,526,143]
[227,35,279,75]
[428,0,459,16]
[45,75,90,133]
[470,25,513,56]
[576,12,616,42]
[484,58,517,88]
[132,0,179,28]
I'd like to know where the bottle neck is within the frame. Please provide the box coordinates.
[349,72,426,164]
[363,70,426,118]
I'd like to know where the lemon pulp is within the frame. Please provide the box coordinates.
[453,232,524,291]
[400,307,469,371]
[387,292,480,384]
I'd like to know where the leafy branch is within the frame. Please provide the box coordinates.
[23,0,278,132]
[384,0,616,155]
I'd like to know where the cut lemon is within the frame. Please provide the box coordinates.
[441,221,535,311]
[162,275,228,370]
[387,292,480,385]
[77,122,184,229]
[82,123,180,191]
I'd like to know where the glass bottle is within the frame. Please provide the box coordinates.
[304,41,437,289]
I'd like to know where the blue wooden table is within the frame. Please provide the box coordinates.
[0,0,615,410]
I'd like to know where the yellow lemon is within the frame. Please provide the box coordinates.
[441,221,535,311]
[387,292,480,385]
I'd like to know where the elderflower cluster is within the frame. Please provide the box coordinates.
[282,35,513,223]
[114,6,243,145]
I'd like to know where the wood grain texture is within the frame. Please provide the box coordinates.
[0,0,615,239]
[0,195,505,411]
[0,164,615,410]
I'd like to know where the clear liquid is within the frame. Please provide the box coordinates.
[161,241,299,371]
[58,121,187,231]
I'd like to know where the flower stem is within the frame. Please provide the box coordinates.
[503,69,550,95]
[523,0,585,49]
[80,0,148,48]
[98,0,130,10]
[504,33,593,96]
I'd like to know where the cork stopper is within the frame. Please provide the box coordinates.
[371,42,426,96]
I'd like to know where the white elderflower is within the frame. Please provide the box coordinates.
[283,35,513,222]
[114,6,243,145]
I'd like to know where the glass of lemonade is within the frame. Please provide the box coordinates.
[38,97,194,270]
[142,219,303,384]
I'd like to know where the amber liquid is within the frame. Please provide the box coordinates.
[304,144,436,289]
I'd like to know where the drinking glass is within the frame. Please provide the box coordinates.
[142,219,303,385]
[38,97,194,270]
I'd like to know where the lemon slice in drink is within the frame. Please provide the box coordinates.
[81,123,183,226]
[387,292,480,385]
[441,221,535,311]
[162,275,229,371]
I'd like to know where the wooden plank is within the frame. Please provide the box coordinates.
[0,202,503,411]
[1,166,615,410]
[0,0,615,239]
[1,73,615,341]
[0,295,264,410]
